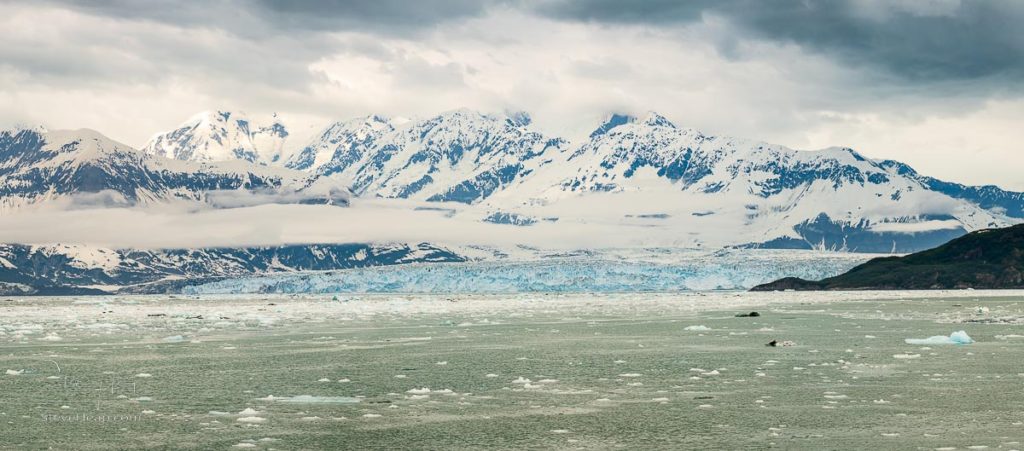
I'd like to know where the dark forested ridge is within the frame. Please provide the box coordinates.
[751,224,1024,291]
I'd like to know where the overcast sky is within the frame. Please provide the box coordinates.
[1,0,1022,189]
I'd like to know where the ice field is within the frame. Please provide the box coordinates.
[3,291,1024,449]
[184,250,870,294]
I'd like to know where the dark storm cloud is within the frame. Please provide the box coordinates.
[534,0,1024,83]
[37,0,1024,85]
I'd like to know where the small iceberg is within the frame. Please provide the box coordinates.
[272,395,361,404]
[905,331,973,345]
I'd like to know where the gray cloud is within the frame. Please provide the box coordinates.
[2,0,1023,191]
[36,0,506,37]
[535,0,1024,84]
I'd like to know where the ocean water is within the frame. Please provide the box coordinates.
[2,291,1023,449]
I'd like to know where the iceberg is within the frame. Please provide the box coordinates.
[904,331,973,345]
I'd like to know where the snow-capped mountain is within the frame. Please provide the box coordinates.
[4,108,1024,257]
[285,114,394,173]
[478,111,1018,252]
[290,109,568,203]
[143,110,289,165]
[0,127,347,210]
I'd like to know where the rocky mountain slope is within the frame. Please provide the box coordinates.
[0,242,464,295]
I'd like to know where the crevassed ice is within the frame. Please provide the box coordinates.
[184,251,867,294]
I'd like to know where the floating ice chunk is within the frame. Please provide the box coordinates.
[362,414,381,418]
[135,373,152,378]
[40,334,62,341]
[6,369,23,375]
[905,331,973,345]
[893,353,921,359]
[684,325,711,331]
[162,335,185,343]
[317,378,331,382]
[485,373,499,378]
[511,377,531,384]
[238,408,261,416]
[236,417,266,423]
[407,388,432,394]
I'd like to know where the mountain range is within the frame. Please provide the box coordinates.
[2,108,1023,293]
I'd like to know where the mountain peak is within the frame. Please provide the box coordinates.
[1,124,48,136]
[144,110,288,165]
[505,110,532,127]
[589,113,636,138]
[640,111,675,128]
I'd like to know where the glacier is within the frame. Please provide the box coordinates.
[183,250,870,294]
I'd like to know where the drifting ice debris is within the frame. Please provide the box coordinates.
[162,335,185,343]
[684,325,711,331]
[905,331,973,345]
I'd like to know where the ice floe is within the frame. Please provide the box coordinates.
[904,330,973,345]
